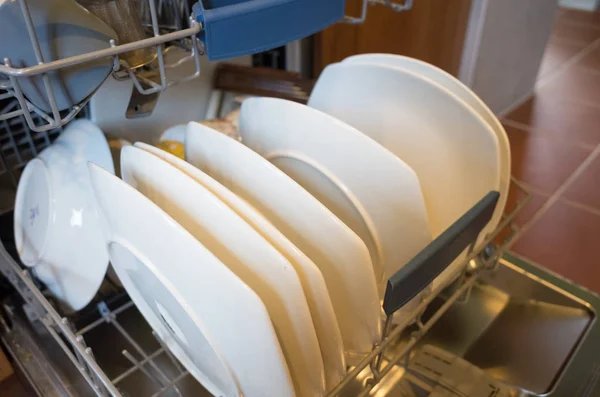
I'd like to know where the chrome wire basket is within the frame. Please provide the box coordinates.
[0,0,203,134]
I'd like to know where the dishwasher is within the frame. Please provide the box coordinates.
[0,1,599,396]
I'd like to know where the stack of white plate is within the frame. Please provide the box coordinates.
[13,54,509,397]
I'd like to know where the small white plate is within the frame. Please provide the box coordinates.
[135,142,345,390]
[343,54,510,249]
[121,146,324,396]
[14,120,114,311]
[309,62,500,291]
[88,163,294,397]
[239,97,432,298]
[185,122,381,362]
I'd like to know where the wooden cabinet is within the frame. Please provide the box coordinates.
[314,0,472,77]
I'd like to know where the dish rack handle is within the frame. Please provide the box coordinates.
[192,0,345,60]
[383,191,500,316]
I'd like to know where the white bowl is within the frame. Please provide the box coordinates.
[14,119,115,311]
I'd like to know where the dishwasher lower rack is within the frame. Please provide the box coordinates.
[3,251,599,397]
[4,180,593,397]
[0,180,548,397]
[0,253,486,397]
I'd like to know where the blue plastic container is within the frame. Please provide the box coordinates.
[193,0,346,60]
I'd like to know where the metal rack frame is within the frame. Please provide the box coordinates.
[343,0,414,24]
[0,0,203,133]
[0,178,531,397]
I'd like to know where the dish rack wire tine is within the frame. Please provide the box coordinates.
[152,330,186,375]
[66,317,107,395]
[372,0,414,13]
[0,258,124,396]
[119,348,185,397]
[342,0,414,24]
[97,301,182,393]
[0,0,203,132]
[150,371,190,397]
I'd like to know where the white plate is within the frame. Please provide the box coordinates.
[185,122,381,362]
[135,142,345,390]
[239,97,432,298]
[343,54,510,247]
[14,120,114,311]
[88,163,293,397]
[309,62,501,291]
[121,146,324,396]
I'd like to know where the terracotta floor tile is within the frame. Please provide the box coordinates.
[494,185,548,245]
[512,200,600,292]
[505,95,600,146]
[563,152,600,211]
[538,66,600,105]
[538,39,587,77]
[504,184,548,225]
[574,44,600,70]
[559,8,600,27]
[504,124,592,194]
[551,18,600,46]
[0,375,31,397]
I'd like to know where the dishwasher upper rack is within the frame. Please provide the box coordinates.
[0,178,531,397]
[0,0,414,135]
[0,0,204,134]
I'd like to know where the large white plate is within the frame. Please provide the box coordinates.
[121,146,324,396]
[239,97,432,299]
[88,163,293,397]
[135,142,345,390]
[309,62,501,291]
[343,53,510,247]
[185,122,381,362]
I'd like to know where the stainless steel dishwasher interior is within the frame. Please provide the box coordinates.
[419,260,595,396]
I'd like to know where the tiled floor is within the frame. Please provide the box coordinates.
[503,8,600,293]
[0,375,30,397]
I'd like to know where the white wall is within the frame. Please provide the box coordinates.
[459,0,560,114]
